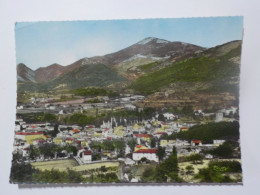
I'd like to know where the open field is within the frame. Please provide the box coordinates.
[31,159,78,171]
[73,161,120,172]
[31,159,120,172]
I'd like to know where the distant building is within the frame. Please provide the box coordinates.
[133,149,159,162]
[215,112,223,122]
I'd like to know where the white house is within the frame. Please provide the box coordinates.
[132,149,159,162]
[82,150,92,163]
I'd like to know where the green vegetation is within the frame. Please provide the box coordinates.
[141,147,180,183]
[18,64,126,92]
[10,162,35,183]
[139,62,158,71]
[130,45,241,95]
[195,160,242,183]
[17,112,57,123]
[29,144,77,160]
[65,113,95,125]
[174,121,239,143]
[85,98,101,103]
[186,154,203,164]
[71,87,118,97]
[209,141,236,158]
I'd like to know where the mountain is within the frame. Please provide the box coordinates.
[18,37,204,83]
[35,63,66,82]
[17,63,35,82]
[131,40,242,109]
[18,63,127,92]
[103,37,204,65]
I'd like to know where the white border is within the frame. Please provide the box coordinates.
[1,0,260,194]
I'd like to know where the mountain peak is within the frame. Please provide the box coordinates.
[137,37,170,45]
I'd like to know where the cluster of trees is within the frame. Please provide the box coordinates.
[64,113,95,125]
[209,141,238,158]
[195,160,242,183]
[174,121,240,143]
[71,88,118,97]
[17,112,57,123]
[141,148,181,183]
[29,143,77,160]
[89,140,125,153]
[10,163,84,183]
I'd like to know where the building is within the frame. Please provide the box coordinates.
[132,149,159,162]
[191,140,202,146]
[82,150,92,163]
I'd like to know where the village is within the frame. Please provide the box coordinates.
[12,93,242,183]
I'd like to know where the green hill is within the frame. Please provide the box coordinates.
[129,43,241,95]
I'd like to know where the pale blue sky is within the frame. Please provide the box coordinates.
[15,17,243,70]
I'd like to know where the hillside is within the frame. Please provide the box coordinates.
[17,37,203,84]
[130,41,241,94]
[18,63,126,92]
[132,41,242,109]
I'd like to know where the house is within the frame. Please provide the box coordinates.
[160,139,175,147]
[15,131,47,145]
[132,149,159,162]
[215,112,223,122]
[53,137,63,145]
[163,113,176,120]
[134,134,152,141]
[191,140,202,146]
[65,138,74,144]
[180,127,189,132]
[82,150,92,163]
[134,145,147,152]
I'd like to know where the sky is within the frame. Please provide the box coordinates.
[15,17,243,70]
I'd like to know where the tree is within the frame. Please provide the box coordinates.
[185,165,194,176]
[156,146,166,161]
[150,138,156,148]
[187,154,203,164]
[158,114,165,122]
[10,162,35,183]
[155,147,179,182]
[211,142,233,158]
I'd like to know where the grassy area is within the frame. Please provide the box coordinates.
[139,62,158,71]
[73,161,120,172]
[31,159,78,171]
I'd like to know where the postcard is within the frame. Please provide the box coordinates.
[10,17,243,184]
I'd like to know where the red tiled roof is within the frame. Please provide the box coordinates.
[155,132,166,134]
[75,140,80,144]
[15,132,43,135]
[38,140,45,143]
[161,122,166,125]
[66,138,73,141]
[107,137,112,140]
[134,149,157,153]
[134,134,152,138]
[83,150,92,155]
[73,129,80,133]
[136,145,142,148]
[192,140,201,143]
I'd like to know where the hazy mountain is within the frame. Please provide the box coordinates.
[17,63,35,82]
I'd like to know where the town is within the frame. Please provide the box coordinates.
[11,92,242,183]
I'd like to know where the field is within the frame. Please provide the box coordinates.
[31,159,78,171]
[31,159,119,172]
